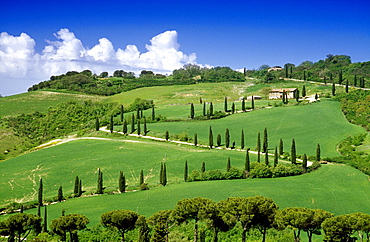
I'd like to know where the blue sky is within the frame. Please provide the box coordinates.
[1,0,369,95]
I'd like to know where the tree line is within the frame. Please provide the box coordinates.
[2,195,370,242]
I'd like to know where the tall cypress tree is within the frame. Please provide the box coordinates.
[131,114,135,133]
[120,105,124,122]
[245,148,250,173]
[160,162,164,185]
[226,157,231,172]
[295,89,300,102]
[143,117,147,135]
[210,102,213,116]
[338,69,343,85]
[279,138,284,155]
[58,186,64,202]
[190,103,195,119]
[184,160,188,182]
[302,154,308,173]
[203,102,206,116]
[123,119,128,134]
[165,130,169,141]
[265,150,269,166]
[78,179,82,197]
[345,79,349,93]
[242,97,246,112]
[251,95,255,109]
[201,162,206,173]
[139,170,144,186]
[162,163,167,186]
[110,115,114,133]
[119,171,125,193]
[43,205,48,233]
[316,143,321,161]
[151,106,155,121]
[263,128,268,153]
[194,133,198,146]
[256,132,261,153]
[97,168,103,194]
[291,138,296,164]
[231,103,235,114]
[137,119,141,135]
[95,116,100,131]
[38,178,43,206]
[136,108,140,120]
[332,83,336,96]
[354,75,357,87]
[241,129,245,149]
[274,146,278,167]
[302,85,306,97]
[224,97,228,112]
[74,176,79,195]
[217,134,222,147]
[225,128,230,148]
[209,126,213,149]
[303,70,306,81]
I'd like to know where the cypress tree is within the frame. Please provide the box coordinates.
[217,133,222,147]
[78,179,82,197]
[209,126,213,149]
[119,171,125,193]
[200,97,203,104]
[241,129,245,149]
[282,90,286,104]
[110,115,114,133]
[190,103,195,119]
[285,65,289,78]
[137,119,141,135]
[291,138,296,164]
[302,85,306,97]
[256,132,261,153]
[303,70,306,81]
[74,176,79,195]
[143,117,147,135]
[224,97,228,112]
[345,79,349,93]
[194,133,198,146]
[20,205,23,213]
[57,186,64,202]
[279,138,284,155]
[265,150,269,166]
[242,97,246,112]
[315,93,318,100]
[354,75,357,87]
[332,83,336,96]
[226,157,231,172]
[203,102,206,116]
[302,154,308,173]
[43,206,48,233]
[295,89,300,102]
[131,114,135,133]
[120,105,124,122]
[257,150,260,163]
[245,148,250,173]
[97,168,103,194]
[163,163,167,186]
[38,178,43,206]
[290,66,293,78]
[206,109,210,119]
[139,170,144,185]
[151,106,155,121]
[263,128,268,153]
[165,130,169,141]
[285,91,289,104]
[140,109,143,119]
[316,143,321,161]
[210,102,213,116]
[95,116,100,131]
[184,160,188,182]
[225,128,230,148]
[37,204,41,217]
[231,103,235,114]
[274,146,278,167]
[201,162,205,173]
[123,119,127,134]
[251,95,255,109]
[324,76,327,85]
[136,108,140,120]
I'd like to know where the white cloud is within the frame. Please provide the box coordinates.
[0,28,197,96]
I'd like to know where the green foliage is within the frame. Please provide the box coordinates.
[100,210,139,241]
[2,213,42,242]
[50,213,89,242]
[97,168,103,194]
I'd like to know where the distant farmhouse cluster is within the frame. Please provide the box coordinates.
[269,88,297,99]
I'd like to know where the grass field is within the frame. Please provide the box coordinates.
[130,99,365,157]
[0,90,104,117]
[19,164,370,228]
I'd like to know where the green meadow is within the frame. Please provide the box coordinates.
[125,100,365,157]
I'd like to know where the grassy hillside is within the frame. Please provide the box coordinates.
[131,100,365,157]
[0,90,104,117]
[20,164,370,227]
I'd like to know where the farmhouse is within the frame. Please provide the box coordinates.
[269,88,297,99]
[268,66,283,72]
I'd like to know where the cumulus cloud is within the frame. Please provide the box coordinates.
[0,28,197,95]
